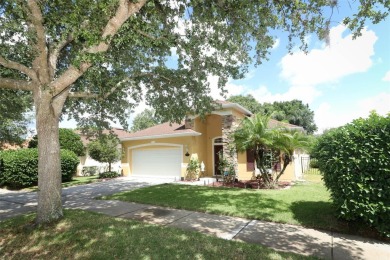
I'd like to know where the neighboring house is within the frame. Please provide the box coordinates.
[75,128,128,176]
[119,100,307,181]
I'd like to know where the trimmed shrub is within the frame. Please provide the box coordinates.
[0,148,79,188]
[99,171,119,179]
[186,158,200,180]
[61,149,80,182]
[0,149,38,188]
[81,166,99,176]
[309,158,319,168]
[312,112,390,237]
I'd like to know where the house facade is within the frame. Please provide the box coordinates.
[119,101,305,181]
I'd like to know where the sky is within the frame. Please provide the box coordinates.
[60,2,390,133]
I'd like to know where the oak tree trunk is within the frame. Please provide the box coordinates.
[35,91,63,224]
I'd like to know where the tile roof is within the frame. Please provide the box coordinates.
[120,122,201,141]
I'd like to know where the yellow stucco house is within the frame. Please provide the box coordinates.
[119,100,305,182]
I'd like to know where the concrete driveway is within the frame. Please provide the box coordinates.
[0,177,174,221]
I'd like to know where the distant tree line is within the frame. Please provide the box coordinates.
[227,95,317,134]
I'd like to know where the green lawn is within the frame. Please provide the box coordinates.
[0,210,315,260]
[102,175,377,238]
[61,175,101,188]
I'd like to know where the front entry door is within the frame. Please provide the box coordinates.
[214,145,223,175]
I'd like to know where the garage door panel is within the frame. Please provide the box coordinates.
[132,148,181,177]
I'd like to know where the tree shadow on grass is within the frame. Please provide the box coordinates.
[290,201,387,242]
[108,183,291,221]
[0,209,308,260]
[290,200,337,231]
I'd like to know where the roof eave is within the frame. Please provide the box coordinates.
[221,103,253,116]
[120,132,202,141]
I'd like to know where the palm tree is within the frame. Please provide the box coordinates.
[234,114,276,186]
[272,130,310,182]
[233,114,309,187]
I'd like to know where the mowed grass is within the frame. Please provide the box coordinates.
[62,175,101,188]
[103,175,377,237]
[0,210,315,260]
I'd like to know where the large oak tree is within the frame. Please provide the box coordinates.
[0,89,31,147]
[0,0,388,224]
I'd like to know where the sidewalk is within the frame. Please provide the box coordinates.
[1,178,389,260]
[65,199,390,260]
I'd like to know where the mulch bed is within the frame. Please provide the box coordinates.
[207,180,291,190]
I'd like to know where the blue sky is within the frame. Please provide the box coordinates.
[207,3,390,133]
[60,3,390,133]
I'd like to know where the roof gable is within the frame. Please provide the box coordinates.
[120,122,201,141]
[214,100,252,116]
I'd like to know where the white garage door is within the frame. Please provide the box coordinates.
[132,147,181,177]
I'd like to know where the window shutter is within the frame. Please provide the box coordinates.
[246,149,255,171]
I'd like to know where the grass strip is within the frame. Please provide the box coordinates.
[0,209,316,260]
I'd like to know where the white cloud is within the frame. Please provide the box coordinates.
[208,75,246,100]
[272,38,280,50]
[225,82,246,98]
[382,70,390,82]
[314,92,390,133]
[358,92,390,115]
[170,47,178,58]
[304,35,312,47]
[314,102,334,132]
[219,24,379,111]
[247,85,321,104]
[279,25,377,87]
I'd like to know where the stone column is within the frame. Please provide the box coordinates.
[185,117,194,129]
[222,115,239,178]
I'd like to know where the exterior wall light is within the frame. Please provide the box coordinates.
[185,145,190,156]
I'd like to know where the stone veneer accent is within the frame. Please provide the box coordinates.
[184,117,194,129]
[222,115,239,178]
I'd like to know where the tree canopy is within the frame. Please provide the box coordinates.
[131,109,162,132]
[0,89,31,148]
[29,128,85,156]
[269,100,318,134]
[0,0,387,223]
[228,95,318,134]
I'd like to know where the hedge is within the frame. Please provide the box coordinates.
[0,148,79,189]
[312,112,390,237]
